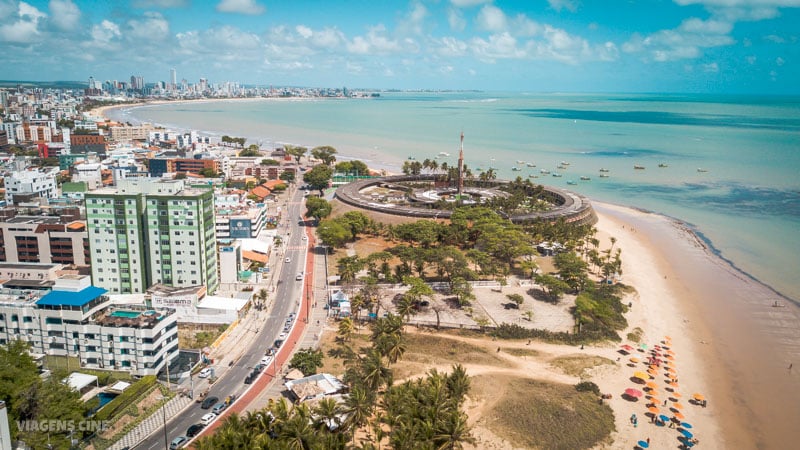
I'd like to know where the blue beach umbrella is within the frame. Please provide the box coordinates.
[637,440,650,449]
[659,414,670,422]
[680,429,694,439]
[681,422,693,429]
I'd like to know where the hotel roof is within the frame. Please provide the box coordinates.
[36,286,107,307]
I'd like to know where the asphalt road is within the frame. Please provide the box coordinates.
[134,186,308,449]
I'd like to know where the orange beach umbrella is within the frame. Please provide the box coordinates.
[630,357,641,363]
[648,406,660,414]
[673,402,684,409]
[634,371,649,380]
[693,393,705,402]
[646,381,658,389]
[673,412,685,420]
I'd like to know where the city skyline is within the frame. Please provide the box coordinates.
[0,0,798,94]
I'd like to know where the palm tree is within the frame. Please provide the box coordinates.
[314,397,343,431]
[433,410,475,450]
[337,317,354,342]
[379,331,406,364]
[344,385,374,443]
[445,364,470,404]
[395,295,417,325]
[361,349,393,391]
[338,256,364,283]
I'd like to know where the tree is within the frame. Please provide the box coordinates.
[554,251,590,293]
[337,256,364,283]
[261,158,280,165]
[506,293,524,309]
[280,171,296,182]
[290,348,324,376]
[318,219,351,248]
[303,164,333,194]
[534,273,570,300]
[239,144,261,157]
[305,196,332,221]
[311,146,338,165]
[285,145,308,164]
[199,167,218,177]
[450,277,474,307]
[337,317,355,342]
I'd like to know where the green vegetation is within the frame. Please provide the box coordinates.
[239,144,261,157]
[627,327,644,343]
[311,145,338,165]
[335,160,369,175]
[284,144,307,164]
[475,376,614,450]
[221,135,246,147]
[289,348,324,376]
[1,340,92,449]
[260,158,280,165]
[195,314,475,449]
[305,196,332,221]
[93,375,159,422]
[550,355,616,379]
[303,164,333,193]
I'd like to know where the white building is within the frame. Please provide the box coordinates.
[218,241,242,285]
[0,275,179,376]
[73,163,103,190]
[3,168,59,205]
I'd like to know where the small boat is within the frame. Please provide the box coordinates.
[527,163,536,167]
[552,172,562,177]
[489,166,497,170]
[658,163,668,168]
[540,169,550,174]
[561,161,570,165]
[599,168,610,172]
[599,174,610,178]
[557,164,568,169]
[697,168,708,172]
[566,180,577,185]
[408,156,416,160]
[512,167,522,171]
[516,160,525,164]
[528,174,539,178]
[580,176,591,181]
[634,165,645,170]
[438,152,450,157]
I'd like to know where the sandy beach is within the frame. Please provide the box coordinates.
[592,203,800,449]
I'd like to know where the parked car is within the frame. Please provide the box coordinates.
[295,273,304,281]
[244,374,254,384]
[198,367,213,378]
[260,355,273,366]
[200,396,218,409]
[254,363,266,372]
[274,339,285,348]
[211,402,227,415]
[285,257,291,263]
[186,424,205,438]
[278,332,288,340]
[169,436,188,449]
[200,413,216,426]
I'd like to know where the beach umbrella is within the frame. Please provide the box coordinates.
[646,381,658,389]
[672,392,683,398]
[680,429,694,439]
[665,335,672,340]
[666,355,675,361]
[673,402,685,409]
[659,414,671,423]
[673,412,685,420]
[634,371,649,380]
[692,393,705,402]
[622,344,634,351]
[637,440,650,449]
[630,357,641,363]
[625,388,643,398]
[681,422,693,429]
[648,406,660,414]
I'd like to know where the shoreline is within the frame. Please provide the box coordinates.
[594,202,800,449]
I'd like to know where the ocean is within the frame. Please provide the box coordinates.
[109,92,800,302]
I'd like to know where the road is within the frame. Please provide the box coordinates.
[134,186,308,449]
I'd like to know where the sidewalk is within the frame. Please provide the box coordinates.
[108,395,193,450]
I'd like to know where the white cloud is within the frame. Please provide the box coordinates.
[746,55,757,63]
[91,19,120,42]
[0,1,46,43]
[476,5,507,32]
[216,0,265,15]
[296,25,312,39]
[126,12,170,42]
[450,0,492,7]
[702,62,719,72]
[775,56,785,65]
[622,16,735,62]
[132,0,188,7]
[346,25,403,55]
[548,0,579,12]
[764,34,785,42]
[470,32,525,62]
[447,8,466,31]
[399,1,428,35]
[435,36,468,57]
[49,0,80,31]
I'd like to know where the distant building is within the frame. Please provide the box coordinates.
[109,124,154,142]
[0,212,88,265]
[3,168,59,205]
[69,133,107,156]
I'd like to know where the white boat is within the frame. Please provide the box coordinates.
[540,169,551,174]
[658,163,668,168]
[516,160,525,164]
[557,164,568,169]
[634,165,645,170]
[697,168,708,172]
[438,152,450,157]
[527,163,536,167]
[599,168,610,172]
[561,161,570,165]
[552,172,562,177]
[528,174,539,178]
[567,180,577,185]
[580,176,591,181]
[512,167,522,171]
[599,173,610,178]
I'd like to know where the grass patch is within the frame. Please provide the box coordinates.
[401,333,508,367]
[503,348,541,358]
[549,354,616,379]
[475,375,615,450]
[178,323,228,349]
[626,327,644,343]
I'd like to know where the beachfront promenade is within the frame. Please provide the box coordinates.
[335,174,598,225]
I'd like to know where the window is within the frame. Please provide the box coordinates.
[11,315,18,322]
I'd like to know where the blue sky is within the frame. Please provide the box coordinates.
[0,0,798,93]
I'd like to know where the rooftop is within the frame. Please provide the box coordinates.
[36,286,108,307]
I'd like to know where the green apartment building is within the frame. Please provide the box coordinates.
[85,179,218,295]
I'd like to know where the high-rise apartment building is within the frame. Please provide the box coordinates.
[85,178,218,295]
[170,68,177,89]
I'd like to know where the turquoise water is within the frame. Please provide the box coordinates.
[112,92,800,301]
[110,310,142,318]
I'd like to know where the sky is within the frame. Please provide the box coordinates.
[0,0,798,94]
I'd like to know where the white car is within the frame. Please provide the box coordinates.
[295,273,304,281]
[285,257,291,263]
[278,332,288,340]
[260,355,273,366]
[200,413,216,426]
[198,367,213,378]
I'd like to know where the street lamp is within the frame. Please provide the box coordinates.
[160,397,168,450]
